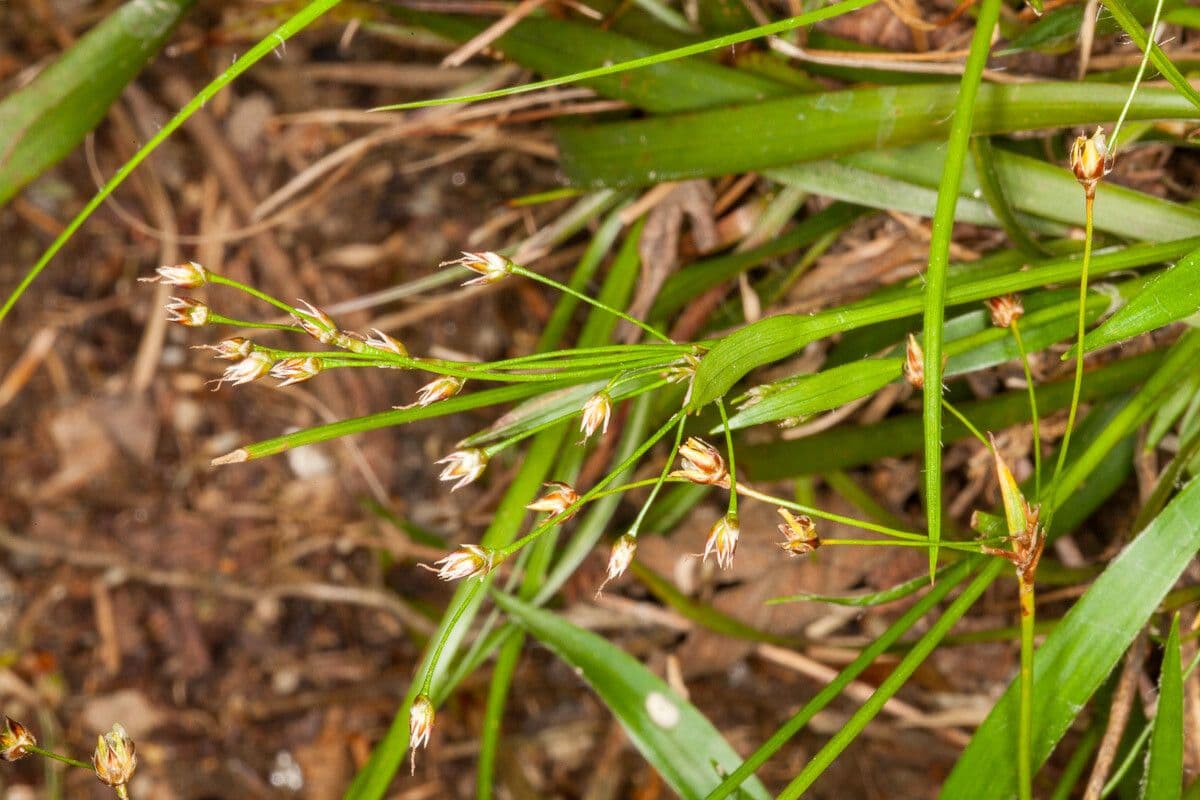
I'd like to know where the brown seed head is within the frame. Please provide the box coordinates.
[670,437,727,485]
[0,717,36,762]
[423,544,502,581]
[903,334,925,389]
[141,261,208,288]
[197,337,254,361]
[270,356,323,387]
[436,449,488,491]
[92,723,136,788]
[776,508,820,557]
[986,294,1024,328]
[405,376,464,409]
[597,533,638,596]
[579,392,613,443]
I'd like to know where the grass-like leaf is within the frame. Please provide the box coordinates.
[1144,614,1184,800]
[493,591,772,800]
[1082,245,1200,353]
[941,477,1200,799]
[0,0,194,205]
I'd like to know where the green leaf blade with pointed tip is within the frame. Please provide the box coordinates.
[492,591,771,800]
[1083,246,1200,353]
[1144,615,1184,800]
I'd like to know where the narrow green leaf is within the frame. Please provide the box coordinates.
[941,477,1200,799]
[769,565,957,606]
[558,83,1200,188]
[972,136,1049,256]
[1144,614,1184,800]
[1104,0,1200,113]
[493,592,771,800]
[0,0,194,205]
[1083,246,1200,353]
[691,235,1199,410]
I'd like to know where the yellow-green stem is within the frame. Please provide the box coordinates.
[421,580,483,695]
[1011,320,1043,500]
[511,265,674,344]
[25,744,93,772]
[1018,576,1036,800]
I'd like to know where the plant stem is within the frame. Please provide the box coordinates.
[511,265,674,344]
[25,745,93,771]
[1044,193,1093,527]
[943,398,991,449]
[629,415,688,535]
[735,483,927,541]
[1018,575,1036,800]
[207,314,306,333]
[717,399,737,515]
[420,579,483,696]
[1109,0,1166,149]
[208,273,297,315]
[1011,320,1043,499]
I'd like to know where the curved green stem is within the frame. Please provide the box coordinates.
[25,745,93,772]
[421,579,483,696]
[717,399,737,515]
[1011,320,1043,500]
[208,273,297,315]
[511,265,674,344]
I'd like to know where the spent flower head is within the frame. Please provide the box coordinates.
[409,695,435,774]
[441,251,512,286]
[1070,126,1113,196]
[293,299,345,346]
[423,544,503,581]
[270,356,323,387]
[141,261,208,288]
[215,350,274,388]
[436,448,488,491]
[165,297,210,327]
[579,391,612,443]
[0,716,35,762]
[701,513,740,570]
[526,481,580,521]
[92,723,137,788]
[986,294,1024,329]
[776,509,820,557]
[671,437,727,485]
[903,334,925,389]
[597,533,637,596]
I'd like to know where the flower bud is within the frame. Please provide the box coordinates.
[701,513,739,570]
[440,251,512,286]
[215,350,274,388]
[903,334,924,389]
[670,437,727,485]
[985,294,1024,329]
[364,328,408,357]
[0,717,36,762]
[270,356,323,387]
[596,533,637,595]
[526,481,580,521]
[409,695,435,774]
[401,376,464,409]
[141,261,208,288]
[423,544,502,581]
[165,297,210,327]
[1069,127,1113,195]
[579,391,612,443]
[196,337,254,361]
[293,299,346,347]
[776,509,820,557]
[92,723,137,788]
[436,448,488,491]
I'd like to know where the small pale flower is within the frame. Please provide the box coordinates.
[440,251,512,286]
[166,297,210,327]
[776,508,820,557]
[423,543,502,581]
[409,695,435,774]
[196,337,254,361]
[92,723,137,788]
[437,448,488,491]
[986,294,1024,329]
[401,376,464,409]
[903,334,924,389]
[293,299,341,345]
[662,353,701,405]
[1069,126,1113,196]
[670,437,727,485]
[597,533,637,595]
[364,328,408,356]
[270,356,323,387]
[579,391,612,443]
[0,717,35,762]
[526,481,580,521]
[215,350,274,388]
[141,261,208,288]
[701,513,740,570]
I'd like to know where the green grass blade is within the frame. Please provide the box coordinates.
[0,0,343,327]
[1104,0,1200,113]
[375,0,878,112]
[557,83,1200,188]
[941,477,1200,799]
[0,0,194,205]
[690,234,1199,410]
[768,564,958,606]
[492,591,772,800]
[971,136,1050,256]
[1144,614,1184,800]
[1082,245,1200,353]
